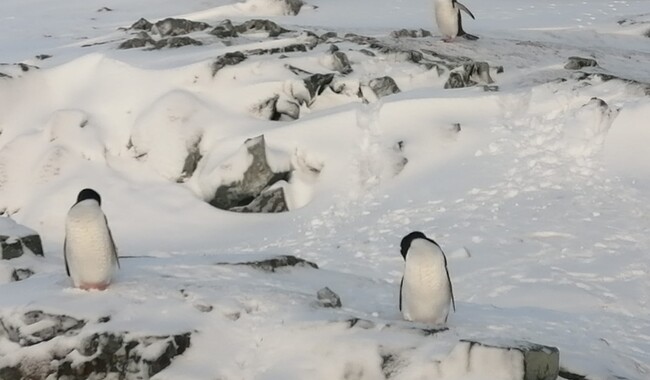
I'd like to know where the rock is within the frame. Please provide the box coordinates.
[178,137,202,182]
[153,18,210,36]
[11,268,34,282]
[212,51,247,76]
[369,76,400,98]
[247,44,308,56]
[19,311,86,346]
[331,51,353,74]
[208,135,290,211]
[565,56,598,70]
[35,54,52,60]
[1,217,44,259]
[444,62,494,89]
[320,31,338,41]
[254,95,282,121]
[316,287,342,308]
[0,367,21,380]
[218,255,319,272]
[304,73,336,99]
[234,19,291,37]
[390,29,432,38]
[159,36,203,49]
[209,19,238,38]
[130,18,153,31]
[118,36,156,49]
[279,0,304,15]
[230,186,289,213]
[443,339,560,380]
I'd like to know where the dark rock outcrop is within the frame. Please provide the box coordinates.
[212,51,247,76]
[1,217,44,259]
[304,73,335,99]
[11,268,34,282]
[153,18,210,37]
[218,255,319,272]
[565,56,598,70]
[231,187,289,213]
[208,135,290,212]
[209,19,238,38]
[234,19,291,37]
[159,36,203,49]
[444,62,494,89]
[130,18,153,31]
[118,35,156,49]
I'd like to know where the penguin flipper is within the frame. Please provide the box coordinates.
[399,276,404,311]
[445,263,456,313]
[453,0,475,19]
[106,217,120,269]
[64,238,70,276]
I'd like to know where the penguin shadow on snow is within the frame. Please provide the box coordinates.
[434,0,479,42]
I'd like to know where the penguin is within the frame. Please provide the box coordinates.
[64,188,119,290]
[434,0,479,42]
[399,231,455,324]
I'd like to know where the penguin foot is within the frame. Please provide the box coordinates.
[78,282,110,291]
[462,33,479,41]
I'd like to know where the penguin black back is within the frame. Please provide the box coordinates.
[76,188,101,205]
[400,231,441,260]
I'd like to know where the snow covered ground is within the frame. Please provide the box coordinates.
[1,0,649,379]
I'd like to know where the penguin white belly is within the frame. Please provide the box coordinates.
[65,204,116,289]
[401,246,451,324]
[434,1,459,38]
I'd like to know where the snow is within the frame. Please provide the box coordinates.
[1,0,650,379]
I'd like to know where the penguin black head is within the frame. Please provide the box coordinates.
[76,188,101,206]
[400,231,440,260]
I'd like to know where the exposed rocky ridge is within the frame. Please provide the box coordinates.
[0,311,191,380]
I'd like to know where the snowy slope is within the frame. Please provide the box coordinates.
[1,0,649,379]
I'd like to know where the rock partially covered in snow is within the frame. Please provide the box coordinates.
[0,310,85,346]
[218,255,319,272]
[235,19,291,37]
[565,56,598,70]
[316,287,342,308]
[208,135,290,212]
[445,62,495,89]
[562,97,620,158]
[368,76,400,98]
[390,29,432,38]
[439,339,560,380]
[212,51,247,76]
[230,186,289,213]
[152,18,210,37]
[0,217,43,259]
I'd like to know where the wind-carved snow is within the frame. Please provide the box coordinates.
[0,0,650,379]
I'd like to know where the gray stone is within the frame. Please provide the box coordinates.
[11,268,34,282]
[247,44,308,56]
[316,287,342,308]
[218,255,319,272]
[390,29,432,38]
[209,135,290,211]
[444,62,494,89]
[254,95,282,121]
[1,217,44,259]
[178,137,202,182]
[118,36,156,50]
[131,18,153,31]
[230,187,289,213]
[565,56,598,70]
[304,73,336,99]
[209,19,238,38]
[212,51,247,76]
[332,51,353,74]
[234,19,291,37]
[160,36,203,49]
[369,76,401,98]
[458,339,560,380]
[153,18,210,37]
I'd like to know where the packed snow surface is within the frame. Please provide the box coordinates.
[1,0,649,379]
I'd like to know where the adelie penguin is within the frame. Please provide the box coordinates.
[399,231,455,325]
[64,188,120,290]
[434,0,479,42]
